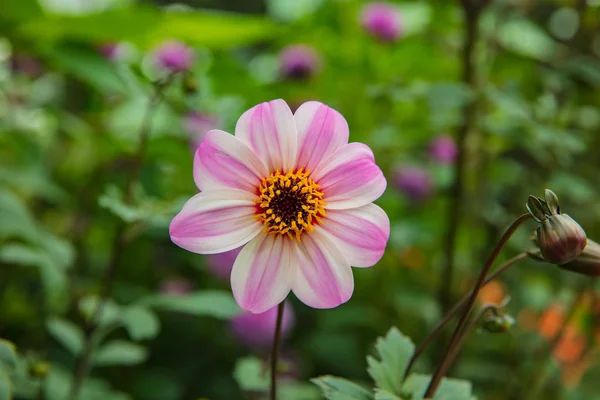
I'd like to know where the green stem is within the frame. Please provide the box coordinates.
[424,213,531,398]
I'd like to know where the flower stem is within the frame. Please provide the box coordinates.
[68,80,167,400]
[424,213,531,398]
[404,252,529,380]
[270,302,285,400]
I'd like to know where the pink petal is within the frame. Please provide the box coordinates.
[235,99,298,172]
[311,143,387,209]
[231,234,295,314]
[317,204,390,267]
[291,230,353,309]
[170,189,263,254]
[194,130,268,192]
[293,101,349,173]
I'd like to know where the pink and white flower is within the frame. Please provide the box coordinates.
[170,99,390,313]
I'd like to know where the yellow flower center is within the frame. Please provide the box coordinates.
[256,168,326,242]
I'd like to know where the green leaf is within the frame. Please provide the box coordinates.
[93,340,147,366]
[17,6,277,49]
[395,3,432,36]
[0,189,37,241]
[140,290,242,319]
[266,0,324,22]
[402,373,474,400]
[46,317,84,356]
[497,19,556,61]
[78,296,122,327]
[0,340,17,370]
[48,45,128,94]
[233,357,269,392]
[311,376,374,400]
[0,370,10,400]
[367,327,415,395]
[374,390,402,400]
[122,306,160,341]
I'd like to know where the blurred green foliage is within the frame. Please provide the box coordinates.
[2,0,600,399]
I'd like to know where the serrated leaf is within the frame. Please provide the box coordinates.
[367,327,415,395]
[46,317,84,356]
[311,376,374,400]
[233,357,269,392]
[93,340,147,366]
[0,340,17,370]
[122,306,160,341]
[139,290,242,319]
[402,373,473,400]
[374,389,403,400]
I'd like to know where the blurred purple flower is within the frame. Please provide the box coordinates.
[360,2,403,42]
[393,165,433,201]
[159,277,194,296]
[205,247,242,281]
[184,111,220,151]
[429,135,458,164]
[279,45,321,80]
[230,302,295,350]
[154,40,194,73]
[10,53,44,78]
[98,42,124,62]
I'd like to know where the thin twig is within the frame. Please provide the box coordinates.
[404,252,529,379]
[270,302,285,400]
[424,213,531,398]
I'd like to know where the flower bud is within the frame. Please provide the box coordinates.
[392,165,433,201]
[527,190,587,265]
[481,313,515,334]
[429,134,458,164]
[153,40,194,73]
[278,45,321,80]
[360,2,403,42]
[559,239,600,277]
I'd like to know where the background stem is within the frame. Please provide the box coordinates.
[270,302,285,400]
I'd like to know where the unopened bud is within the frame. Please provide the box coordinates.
[527,190,587,265]
[481,313,515,334]
[559,239,600,277]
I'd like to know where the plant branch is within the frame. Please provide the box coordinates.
[270,302,285,400]
[404,252,528,379]
[68,80,167,400]
[424,213,531,398]
[437,0,487,311]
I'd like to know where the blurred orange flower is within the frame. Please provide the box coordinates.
[537,304,565,340]
[552,326,586,364]
[477,280,506,306]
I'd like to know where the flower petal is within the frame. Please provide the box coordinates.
[194,130,268,192]
[291,230,353,309]
[231,234,295,314]
[294,101,349,173]
[312,143,387,209]
[317,204,390,267]
[170,189,262,254]
[235,99,298,172]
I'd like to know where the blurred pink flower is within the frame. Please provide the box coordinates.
[360,2,403,42]
[279,45,321,80]
[393,165,432,201]
[429,135,458,164]
[159,277,194,296]
[10,53,44,78]
[230,302,295,350]
[154,40,194,73]
[170,99,390,313]
[184,111,221,151]
[206,247,242,281]
[98,42,125,61]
